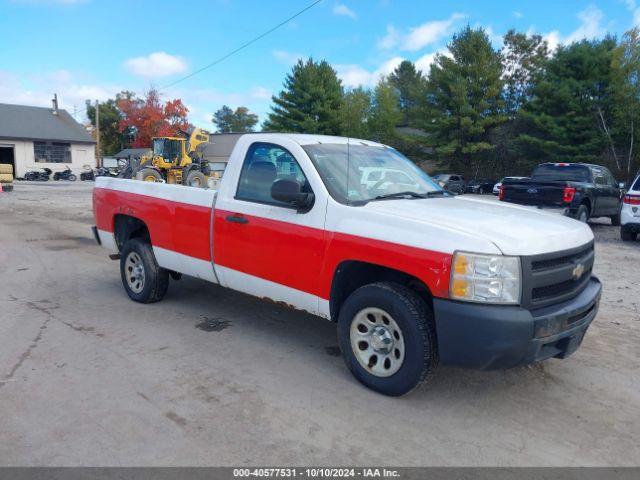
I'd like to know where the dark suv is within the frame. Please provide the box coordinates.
[433,174,465,194]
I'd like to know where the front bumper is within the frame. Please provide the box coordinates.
[433,276,601,370]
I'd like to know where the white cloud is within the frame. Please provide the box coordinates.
[513,11,523,19]
[404,13,466,51]
[0,69,121,121]
[624,0,640,26]
[415,49,450,73]
[0,68,272,128]
[533,5,606,52]
[380,13,466,52]
[565,5,605,43]
[336,56,404,88]
[124,52,187,78]
[543,30,562,52]
[333,3,356,18]
[378,25,399,50]
[272,50,306,65]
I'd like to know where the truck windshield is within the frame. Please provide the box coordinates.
[302,143,442,204]
[531,164,591,182]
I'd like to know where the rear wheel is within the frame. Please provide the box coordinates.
[337,282,437,396]
[68,174,77,181]
[621,227,637,241]
[185,170,207,188]
[576,204,590,223]
[136,168,163,183]
[120,238,169,303]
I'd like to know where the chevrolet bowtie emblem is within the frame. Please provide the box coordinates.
[572,263,585,280]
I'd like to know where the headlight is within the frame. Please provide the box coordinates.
[450,252,521,304]
[438,181,445,187]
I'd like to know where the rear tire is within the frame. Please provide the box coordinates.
[68,174,77,182]
[120,238,169,303]
[576,204,590,223]
[337,282,438,396]
[621,227,637,242]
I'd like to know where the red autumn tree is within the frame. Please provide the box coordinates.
[118,88,190,147]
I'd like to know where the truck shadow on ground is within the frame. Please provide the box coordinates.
[162,275,558,400]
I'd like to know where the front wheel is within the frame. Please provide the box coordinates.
[136,168,163,183]
[185,170,207,188]
[68,174,77,181]
[120,239,169,303]
[337,282,438,396]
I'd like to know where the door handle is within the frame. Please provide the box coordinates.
[225,214,249,224]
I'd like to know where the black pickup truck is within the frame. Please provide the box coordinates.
[499,163,624,224]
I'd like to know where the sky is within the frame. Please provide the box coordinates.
[1,0,640,129]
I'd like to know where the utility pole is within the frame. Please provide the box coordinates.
[95,100,101,168]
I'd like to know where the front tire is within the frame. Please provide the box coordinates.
[136,168,163,183]
[337,282,438,396]
[68,174,77,181]
[185,170,207,188]
[120,239,169,303]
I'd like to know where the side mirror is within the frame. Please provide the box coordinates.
[271,179,314,212]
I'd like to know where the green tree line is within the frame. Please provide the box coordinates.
[88,25,640,182]
[264,26,640,182]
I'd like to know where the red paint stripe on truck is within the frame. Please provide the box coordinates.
[93,187,212,261]
[94,189,452,301]
[214,209,452,300]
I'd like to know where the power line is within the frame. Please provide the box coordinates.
[160,0,323,91]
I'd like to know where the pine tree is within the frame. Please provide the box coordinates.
[212,105,259,133]
[340,87,372,139]
[388,60,426,126]
[518,38,617,164]
[369,78,402,144]
[611,28,640,179]
[425,26,505,171]
[264,59,343,134]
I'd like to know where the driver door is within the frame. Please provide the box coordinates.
[213,142,326,315]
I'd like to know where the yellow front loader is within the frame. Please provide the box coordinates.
[135,128,211,187]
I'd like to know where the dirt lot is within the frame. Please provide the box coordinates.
[0,182,638,467]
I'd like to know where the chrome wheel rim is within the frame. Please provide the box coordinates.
[350,307,405,377]
[125,252,145,293]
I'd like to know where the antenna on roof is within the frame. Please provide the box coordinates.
[52,94,59,115]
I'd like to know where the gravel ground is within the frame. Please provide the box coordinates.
[0,182,638,467]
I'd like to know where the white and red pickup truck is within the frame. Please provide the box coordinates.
[92,133,602,396]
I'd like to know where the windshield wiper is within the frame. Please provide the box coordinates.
[371,191,430,201]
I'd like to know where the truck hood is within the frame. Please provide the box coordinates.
[362,196,593,256]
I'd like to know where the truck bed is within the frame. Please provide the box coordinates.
[93,177,218,281]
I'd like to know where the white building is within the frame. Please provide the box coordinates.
[0,101,96,177]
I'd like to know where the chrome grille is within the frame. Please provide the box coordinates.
[522,242,595,309]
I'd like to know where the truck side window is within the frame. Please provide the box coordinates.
[236,142,312,206]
